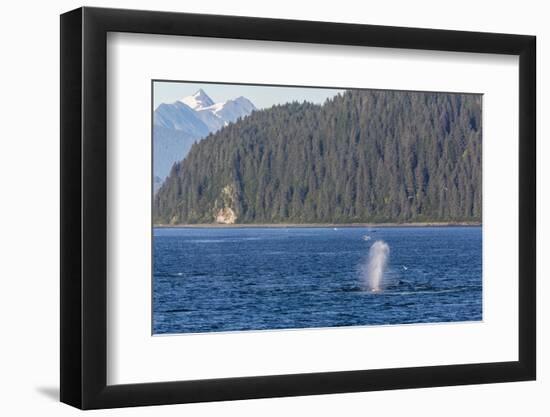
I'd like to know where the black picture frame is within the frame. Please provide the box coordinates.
[60,6,536,410]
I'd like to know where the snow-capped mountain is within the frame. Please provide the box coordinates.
[179,88,215,110]
[212,96,256,124]
[179,89,256,132]
[153,89,256,192]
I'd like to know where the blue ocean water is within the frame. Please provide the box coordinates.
[153,227,482,334]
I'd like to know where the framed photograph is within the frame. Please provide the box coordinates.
[60,7,536,409]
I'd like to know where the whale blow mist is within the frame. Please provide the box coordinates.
[361,241,390,292]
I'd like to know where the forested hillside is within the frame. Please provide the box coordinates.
[154,89,482,224]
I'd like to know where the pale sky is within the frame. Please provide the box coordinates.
[153,81,345,110]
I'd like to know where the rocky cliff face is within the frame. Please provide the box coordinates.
[215,207,237,224]
[214,185,238,224]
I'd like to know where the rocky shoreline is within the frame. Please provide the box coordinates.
[154,222,482,229]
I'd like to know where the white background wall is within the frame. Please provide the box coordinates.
[0,0,546,415]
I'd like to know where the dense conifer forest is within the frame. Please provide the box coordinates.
[154,89,482,224]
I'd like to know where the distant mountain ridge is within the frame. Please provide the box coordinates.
[153,89,256,191]
[154,89,482,225]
